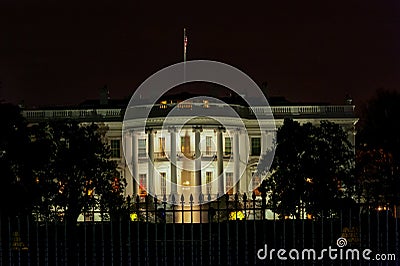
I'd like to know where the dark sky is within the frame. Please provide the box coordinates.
[1,0,400,110]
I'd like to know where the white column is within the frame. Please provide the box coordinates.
[169,126,178,200]
[233,129,240,194]
[122,132,132,197]
[146,128,155,196]
[267,129,276,151]
[193,126,202,199]
[131,131,139,196]
[261,131,268,155]
[216,126,225,196]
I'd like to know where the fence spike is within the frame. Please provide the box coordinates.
[199,193,204,204]
[171,194,176,204]
[136,194,140,204]
[243,193,247,202]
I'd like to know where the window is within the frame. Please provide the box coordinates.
[110,139,121,158]
[251,137,261,156]
[225,137,232,155]
[160,172,166,196]
[159,137,166,157]
[139,174,147,196]
[206,136,212,155]
[138,139,147,158]
[181,135,191,155]
[226,172,234,195]
[206,172,213,195]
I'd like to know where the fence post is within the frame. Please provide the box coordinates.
[234,193,239,265]
[252,191,257,263]
[171,194,176,264]
[162,194,167,265]
[199,193,204,265]
[135,195,140,266]
[180,194,185,266]
[243,193,248,264]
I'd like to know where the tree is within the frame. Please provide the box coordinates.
[0,103,32,216]
[29,120,126,223]
[357,89,400,156]
[355,146,399,206]
[262,118,355,219]
[356,89,400,206]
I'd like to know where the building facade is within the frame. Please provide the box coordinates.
[22,95,358,208]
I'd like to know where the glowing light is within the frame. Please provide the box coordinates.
[130,213,138,221]
[160,100,167,109]
[229,211,245,220]
[377,206,388,211]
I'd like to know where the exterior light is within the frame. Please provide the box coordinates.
[229,211,245,220]
[130,212,139,221]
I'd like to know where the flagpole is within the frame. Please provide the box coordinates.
[183,28,187,62]
[183,28,187,82]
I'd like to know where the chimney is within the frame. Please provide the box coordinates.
[345,93,353,105]
[100,85,110,105]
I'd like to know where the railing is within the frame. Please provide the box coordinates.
[22,108,123,121]
[1,193,399,265]
[22,104,355,122]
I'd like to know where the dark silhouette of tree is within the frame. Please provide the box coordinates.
[356,89,400,207]
[357,89,400,158]
[355,146,398,207]
[262,118,355,219]
[29,120,126,223]
[0,103,32,216]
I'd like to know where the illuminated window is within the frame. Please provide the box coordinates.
[206,172,213,195]
[226,172,234,195]
[138,139,147,158]
[178,101,192,109]
[180,135,191,155]
[206,136,212,155]
[203,99,209,108]
[139,174,147,196]
[225,137,232,155]
[160,100,167,109]
[110,139,121,158]
[160,172,166,196]
[159,137,166,157]
[251,137,261,156]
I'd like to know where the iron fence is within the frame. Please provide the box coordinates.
[1,193,399,265]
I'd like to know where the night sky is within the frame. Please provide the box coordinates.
[1,0,400,111]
